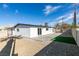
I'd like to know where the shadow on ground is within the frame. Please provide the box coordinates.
[0,37,9,42]
[0,37,18,56]
[35,29,79,56]
[35,41,79,56]
[0,38,13,56]
[12,39,18,56]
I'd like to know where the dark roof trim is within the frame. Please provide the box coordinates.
[13,23,53,28]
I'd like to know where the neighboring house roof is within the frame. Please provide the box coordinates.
[13,23,52,28]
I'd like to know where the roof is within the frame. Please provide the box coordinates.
[13,23,52,28]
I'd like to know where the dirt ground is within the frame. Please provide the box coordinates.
[14,33,61,56]
[0,33,61,56]
[0,39,8,52]
[14,38,52,56]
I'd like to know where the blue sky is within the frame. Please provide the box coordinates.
[0,3,79,26]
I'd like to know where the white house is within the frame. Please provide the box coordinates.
[8,23,53,38]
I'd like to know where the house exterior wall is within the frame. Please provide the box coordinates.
[30,27,53,38]
[30,28,38,38]
[72,29,79,46]
[12,27,53,38]
[13,28,30,37]
[42,28,53,35]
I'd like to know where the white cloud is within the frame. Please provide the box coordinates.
[3,4,8,9]
[49,14,67,26]
[58,13,73,23]
[57,12,79,23]
[15,9,19,14]
[46,10,79,26]
[43,5,61,16]
[49,12,75,26]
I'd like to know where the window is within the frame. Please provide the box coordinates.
[46,28,48,31]
[17,28,19,32]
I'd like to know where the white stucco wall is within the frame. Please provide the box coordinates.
[30,28,38,38]
[13,27,53,38]
[30,27,53,38]
[13,28,30,37]
[42,28,53,35]
[72,29,79,46]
